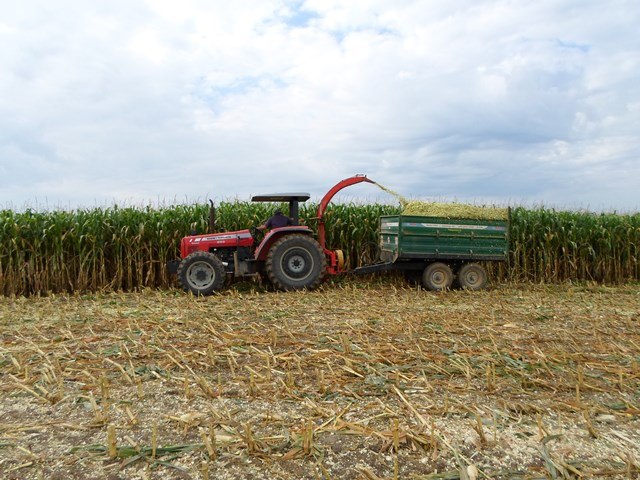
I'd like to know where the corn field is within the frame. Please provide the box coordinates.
[0,203,638,295]
[509,207,640,283]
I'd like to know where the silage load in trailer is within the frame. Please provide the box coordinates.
[372,182,509,220]
[401,200,509,220]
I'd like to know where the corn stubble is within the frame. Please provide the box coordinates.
[1,284,638,478]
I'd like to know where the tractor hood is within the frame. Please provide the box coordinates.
[180,229,253,258]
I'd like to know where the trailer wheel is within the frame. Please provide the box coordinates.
[422,262,454,291]
[266,234,326,291]
[177,251,226,295]
[457,263,488,290]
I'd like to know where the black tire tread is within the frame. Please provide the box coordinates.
[265,234,326,291]
[177,251,226,295]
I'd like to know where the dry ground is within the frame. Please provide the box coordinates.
[1,279,639,479]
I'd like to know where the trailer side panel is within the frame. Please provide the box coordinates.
[380,215,508,263]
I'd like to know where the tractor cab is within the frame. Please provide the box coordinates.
[250,193,310,226]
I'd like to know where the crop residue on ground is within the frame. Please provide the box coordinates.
[1,280,639,479]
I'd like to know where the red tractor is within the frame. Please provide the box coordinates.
[168,175,374,295]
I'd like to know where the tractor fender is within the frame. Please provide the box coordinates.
[254,226,313,261]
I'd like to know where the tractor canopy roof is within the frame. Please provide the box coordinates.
[251,193,310,202]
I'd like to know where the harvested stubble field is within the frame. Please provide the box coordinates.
[1,279,639,480]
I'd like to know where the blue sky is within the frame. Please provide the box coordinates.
[1,0,639,212]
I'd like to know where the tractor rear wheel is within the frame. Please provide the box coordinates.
[177,251,226,295]
[457,263,488,290]
[265,234,326,291]
[422,262,454,291]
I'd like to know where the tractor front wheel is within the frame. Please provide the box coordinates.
[265,234,326,291]
[177,251,226,295]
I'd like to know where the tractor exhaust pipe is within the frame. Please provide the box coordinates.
[208,199,216,233]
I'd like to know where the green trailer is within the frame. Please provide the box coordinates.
[354,214,509,290]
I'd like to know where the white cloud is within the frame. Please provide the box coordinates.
[0,0,638,212]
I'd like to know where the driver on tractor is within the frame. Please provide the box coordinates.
[257,209,293,231]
